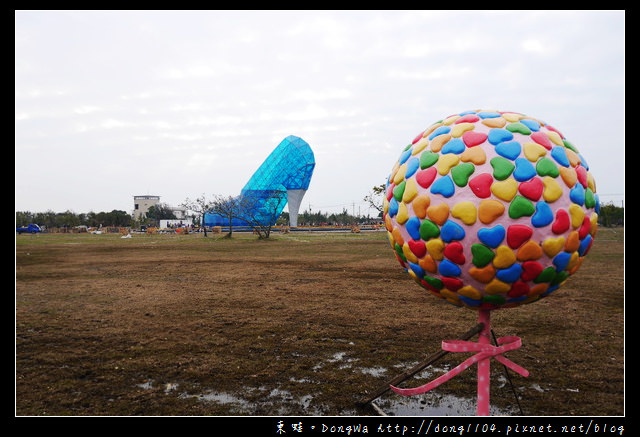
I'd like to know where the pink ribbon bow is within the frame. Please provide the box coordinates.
[390,335,529,397]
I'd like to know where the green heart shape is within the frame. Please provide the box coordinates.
[419,219,440,241]
[451,162,475,187]
[506,122,532,135]
[471,243,495,267]
[508,195,535,219]
[534,266,556,283]
[490,156,515,181]
[536,157,559,177]
[393,180,406,201]
[420,150,439,169]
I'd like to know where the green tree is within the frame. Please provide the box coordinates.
[598,202,624,227]
[363,184,386,218]
[145,203,177,226]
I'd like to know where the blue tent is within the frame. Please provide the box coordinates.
[204,135,315,228]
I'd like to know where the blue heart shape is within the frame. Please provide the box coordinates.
[438,259,461,277]
[531,201,553,228]
[496,263,523,283]
[477,225,505,248]
[441,138,465,155]
[488,128,514,145]
[550,146,570,167]
[441,220,466,242]
[513,157,537,181]
[405,217,422,241]
[430,175,455,197]
[495,141,522,160]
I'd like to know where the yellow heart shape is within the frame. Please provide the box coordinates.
[396,202,409,224]
[482,117,506,128]
[402,178,418,203]
[542,176,563,202]
[523,142,548,161]
[491,178,518,202]
[542,236,565,258]
[493,245,516,269]
[450,122,475,137]
[458,285,482,300]
[436,153,460,175]
[569,204,585,228]
[425,238,445,261]
[451,201,477,225]
[485,278,511,294]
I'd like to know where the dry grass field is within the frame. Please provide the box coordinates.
[15,228,624,417]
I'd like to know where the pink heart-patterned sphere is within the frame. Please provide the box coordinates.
[383,110,598,309]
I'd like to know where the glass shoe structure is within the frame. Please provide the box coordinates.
[204,135,315,228]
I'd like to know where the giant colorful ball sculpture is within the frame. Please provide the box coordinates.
[383,109,599,310]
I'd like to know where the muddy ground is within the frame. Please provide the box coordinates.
[15,228,624,417]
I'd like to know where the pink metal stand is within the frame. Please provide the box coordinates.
[477,309,492,415]
[390,309,529,416]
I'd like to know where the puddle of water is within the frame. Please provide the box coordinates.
[136,381,153,390]
[135,357,519,416]
[377,391,517,416]
[531,383,546,392]
[135,379,178,394]
[359,366,387,377]
[314,351,358,371]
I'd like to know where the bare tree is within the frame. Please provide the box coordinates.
[208,194,244,238]
[181,195,213,237]
[234,190,287,239]
[184,190,287,239]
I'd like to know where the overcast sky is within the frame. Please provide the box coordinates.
[15,10,625,218]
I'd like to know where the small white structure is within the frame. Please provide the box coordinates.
[159,219,193,229]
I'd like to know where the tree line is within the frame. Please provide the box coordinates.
[14,201,377,232]
[16,193,624,233]
[15,203,178,230]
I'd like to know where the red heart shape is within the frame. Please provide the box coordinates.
[518,177,543,201]
[578,216,591,239]
[531,131,552,150]
[552,209,570,234]
[507,224,533,249]
[408,240,427,258]
[468,173,493,198]
[441,276,463,291]
[462,131,487,147]
[443,241,465,264]
[520,261,543,282]
[508,280,530,298]
[386,184,394,200]
[455,114,480,124]
[416,167,437,188]
[575,165,588,188]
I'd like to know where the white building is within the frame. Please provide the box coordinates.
[132,195,160,220]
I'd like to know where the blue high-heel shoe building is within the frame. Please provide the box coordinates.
[204,135,315,228]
